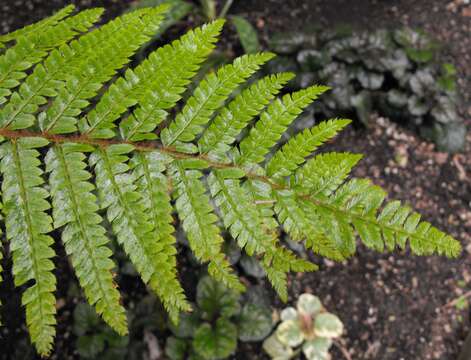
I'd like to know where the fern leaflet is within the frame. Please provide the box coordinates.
[0,8,103,105]
[45,143,128,334]
[0,137,56,355]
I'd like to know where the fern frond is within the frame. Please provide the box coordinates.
[262,245,317,301]
[295,152,363,197]
[130,152,191,322]
[161,52,275,149]
[0,137,56,356]
[119,20,224,141]
[170,161,243,291]
[244,177,279,230]
[83,20,224,139]
[266,119,351,178]
[0,8,103,105]
[0,5,75,47]
[0,8,461,355]
[236,85,329,166]
[273,189,344,261]
[0,7,163,131]
[198,73,295,160]
[328,178,461,256]
[294,175,461,257]
[45,143,128,335]
[243,177,319,299]
[39,6,169,134]
[91,144,183,309]
[208,170,273,256]
[207,171,315,299]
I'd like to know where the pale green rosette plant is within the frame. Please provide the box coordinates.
[263,293,343,360]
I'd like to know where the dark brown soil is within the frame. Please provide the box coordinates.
[1,1,470,360]
[0,0,133,34]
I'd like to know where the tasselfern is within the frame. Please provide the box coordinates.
[0,4,461,356]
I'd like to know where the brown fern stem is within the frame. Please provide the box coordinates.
[0,127,450,245]
[0,127,280,185]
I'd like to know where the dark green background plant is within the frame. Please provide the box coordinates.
[268,27,465,152]
[72,293,170,359]
[165,276,273,360]
[130,0,260,54]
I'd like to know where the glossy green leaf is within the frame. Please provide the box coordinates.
[314,313,344,338]
[262,334,294,360]
[196,275,241,320]
[276,319,304,347]
[193,318,237,360]
[237,303,274,342]
[231,16,260,54]
[302,337,332,360]
[297,294,322,316]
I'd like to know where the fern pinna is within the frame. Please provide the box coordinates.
[0,5,461,356]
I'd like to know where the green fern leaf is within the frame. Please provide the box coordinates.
[0,5,75,47]
[347,180,461,256]
[170,161,243,291]
[0,8,462,355]
[198,73,295,160]
[207,171,315,299]
[305,198,357,256]
[45,143,128,335]
[274,189,344,261]
[91,144,185,310]
[298,177,461,258]
[240,175,304,298]
[208,170,273,256]
[236,85,329,166]
[161,52,275,148]
[130,151,191,322]
[266,118,351,178]
[39,6,169,134]
[83,20,224,139]
[243,177,279,229]
[0,8,103,105]
[119,20,224,142]
[0,7,165,131]
[295,152,363,197]
[263,246,317,302]
[0,137,56,356]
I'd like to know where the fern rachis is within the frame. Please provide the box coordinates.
[0,5,461,356]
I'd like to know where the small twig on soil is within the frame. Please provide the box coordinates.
[334,340,353,360]
[453,154,468,181]
[444,290,471,308]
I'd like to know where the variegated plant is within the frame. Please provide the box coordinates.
[263,294,343,360]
